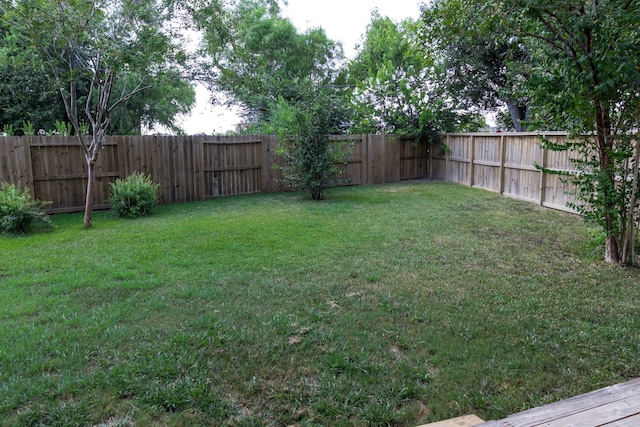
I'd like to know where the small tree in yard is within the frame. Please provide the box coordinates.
[490,0,640,265]
[1,0,186,227]
[271,83,351,201]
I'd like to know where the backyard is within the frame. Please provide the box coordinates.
[1,181,639,426]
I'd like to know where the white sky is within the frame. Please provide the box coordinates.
[177,0,423,135]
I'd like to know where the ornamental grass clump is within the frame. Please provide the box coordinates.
[0,182,51,235]
[109,172,159,218]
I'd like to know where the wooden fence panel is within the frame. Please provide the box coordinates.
[95,140,119,209]
[429,137,448,181]
[473,135,502,192]
[541,134,579,212]
[263,135,286,193]
[400,137,428,180]
[203,135,263,198]
[433,132,579,214]
[0,136,35,196]
[330,135,364,187]
[447,134,472,184]
[346,137,364,186]
[24,136,119,212]
[367,134,403,184]
[163,135,198,204]
[502,134,543,203]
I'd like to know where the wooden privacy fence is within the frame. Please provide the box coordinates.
[431,132,579,213]
[0,134,427,213]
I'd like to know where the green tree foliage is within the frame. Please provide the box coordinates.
[419,0,532,131]
[108,72,195,135]
[0,51,67,133]
[0,11,195,136]
[271,82,351,201]
[1,0,188,227]
[194,0,344,126]
[347,12,484,138]
[490,0,640,264]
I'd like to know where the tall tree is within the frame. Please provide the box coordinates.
[0,15,195,136]
[347,11,483,138]
[490,0,640,264]
[2,0,188,227]
[419,0,532,131]
[0,54,68,133]
[0,22,67,132]
[194,0,344,126]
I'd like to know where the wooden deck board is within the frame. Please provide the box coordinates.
[479,378,640,427]
[605,413,640,426]
[418,414,485,427]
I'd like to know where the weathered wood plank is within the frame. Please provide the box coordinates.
[419,414,485,427]
[479,378,640,427]
[603,412,640,426]
[544,394,640,427]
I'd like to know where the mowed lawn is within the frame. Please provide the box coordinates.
[1,182,639,426]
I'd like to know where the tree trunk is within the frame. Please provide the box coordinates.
[83,155,95,228]
[605,236,620,264]
[505,100,527,132]
[620,141,640,266]
[595,103,621,264]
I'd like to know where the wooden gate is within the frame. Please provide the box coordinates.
[203,137,264,197]
[400,137,429,180]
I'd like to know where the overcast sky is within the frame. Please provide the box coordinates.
[178,1,423,135]
[282,0,422,58]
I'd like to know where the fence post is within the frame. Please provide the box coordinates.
[115,135,126,180]
[261,135,269,193]
[23,137,36,198]
[194,135,206,201]
[445,134,450,182]
[364,134,372,185]
[469,134,475,187]
[428,138,433,179]
[539,134,548,206]
[499,134,506,195]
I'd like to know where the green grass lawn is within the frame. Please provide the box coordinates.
[1,182,639,426]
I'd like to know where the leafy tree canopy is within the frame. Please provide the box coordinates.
[419,0,533,131]
[194,0,345,125]
[347,10,484,138]
[0,0,195,135]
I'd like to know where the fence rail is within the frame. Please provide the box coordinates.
[0,134,425,213]
[430,132,578,213]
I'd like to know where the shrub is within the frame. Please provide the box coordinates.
[109,172,159,218]
[271,82,351,201]
[0,182,52,235]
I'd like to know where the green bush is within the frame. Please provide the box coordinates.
[109,172,159,218]
[0,182,52,235]
[271,82,351,201]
